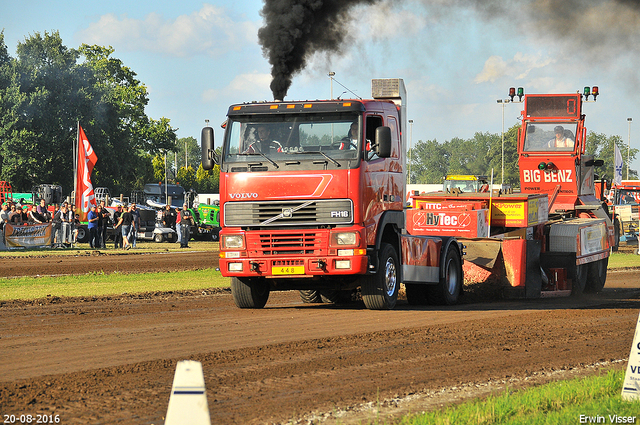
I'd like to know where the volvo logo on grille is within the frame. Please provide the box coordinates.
[282,208,293,218]
[331,211,350,218]
[229,192,258,199]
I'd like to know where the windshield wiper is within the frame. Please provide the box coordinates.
[298,151,341,167]
[237,152,279,168]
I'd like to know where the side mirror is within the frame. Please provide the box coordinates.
[375,126,392,158]
[201,127,216,170]
[585,159,604,167]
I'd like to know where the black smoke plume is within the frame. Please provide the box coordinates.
[258,0,380,100]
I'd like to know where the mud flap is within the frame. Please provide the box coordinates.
[524,239,542,298]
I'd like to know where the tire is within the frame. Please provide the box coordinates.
[153,233,164,243]
[76,226,90,243]
[231,277,270,309]
[427,245,463,305]
[572,263,588,296]
[299,289,349,304]
[405,283,429,305]
[361,243,399,310]
[585,258,608,293]
[299,290,322,303]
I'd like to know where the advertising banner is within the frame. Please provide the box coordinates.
[4,223,53,248]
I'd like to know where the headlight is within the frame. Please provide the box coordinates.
[222,234,245,249]
[332,232,357,246]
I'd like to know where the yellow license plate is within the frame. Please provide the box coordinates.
[272,266,305,275]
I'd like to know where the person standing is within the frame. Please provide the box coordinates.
[115,205,134,250]
[112,205,123,249]
[87,205,99,249]
[98,201,111,249]
[162,204,177,241]
[0,203,9,243]
[130,203,140,248]
[179,204,193,248]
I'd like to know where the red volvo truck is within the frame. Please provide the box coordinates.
[201,78,463,310]
[411,89,614,297]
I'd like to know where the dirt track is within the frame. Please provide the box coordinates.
[0,251,639,424]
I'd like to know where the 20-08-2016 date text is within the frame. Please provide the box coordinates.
[3,414,60,424]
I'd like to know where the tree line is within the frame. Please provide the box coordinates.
[0,31,219,199]
[408,125,639,187]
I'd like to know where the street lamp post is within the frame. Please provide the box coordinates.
[496,99,510,186]
[328,72,335,99]
[628,118,632,180]
[408,119,414,184]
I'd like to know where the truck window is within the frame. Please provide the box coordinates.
[365,115,383,161]
[223,113,362,169]
[523,122,578,152]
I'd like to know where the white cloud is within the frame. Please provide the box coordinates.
[474,52,556,83]
[201,72,272,103]
[76,4,258,57]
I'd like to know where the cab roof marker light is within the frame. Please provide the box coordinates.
[233,106,241,111]
[303,104,312,108]
[286,104,295,109]
[343,102,352,107]
[270,105,278,109]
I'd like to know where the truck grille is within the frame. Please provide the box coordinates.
[224,199,353,227]
[246,231,328,256]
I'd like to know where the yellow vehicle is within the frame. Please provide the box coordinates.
[443,175,490,193]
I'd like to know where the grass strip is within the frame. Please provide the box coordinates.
[397,369,640,425]
[0,268,228,301]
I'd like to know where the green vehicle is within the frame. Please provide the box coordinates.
[188,204,220,241]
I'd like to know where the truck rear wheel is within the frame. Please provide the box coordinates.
[572,264,588,296]
[361,243,398,310]
[231,277,270,308]
[299,290,322,303]
[299,289,351,304]
[427,245,462,305]
[585,258,608,293]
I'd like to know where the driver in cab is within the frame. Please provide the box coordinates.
[337,122,358,150]
[244,126,283,154]
[547,125,574,149]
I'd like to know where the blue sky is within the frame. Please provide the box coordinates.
[4,0,640,176]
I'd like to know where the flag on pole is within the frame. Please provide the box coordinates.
[614,143,623,186]
[75,125,98,219]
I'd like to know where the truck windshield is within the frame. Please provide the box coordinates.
[223,113,361,169]
[523,122,578,152]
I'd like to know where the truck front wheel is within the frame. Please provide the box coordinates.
[231,277,270,308]
[361,243,399,310]
[427,245,462,305]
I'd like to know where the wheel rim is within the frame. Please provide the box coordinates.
[445,257,458,295]
[384,258,397,297]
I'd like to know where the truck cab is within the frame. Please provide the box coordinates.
[443,175,489,193]
[202,79,462,310]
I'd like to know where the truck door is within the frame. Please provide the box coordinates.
[362,114,388,245]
